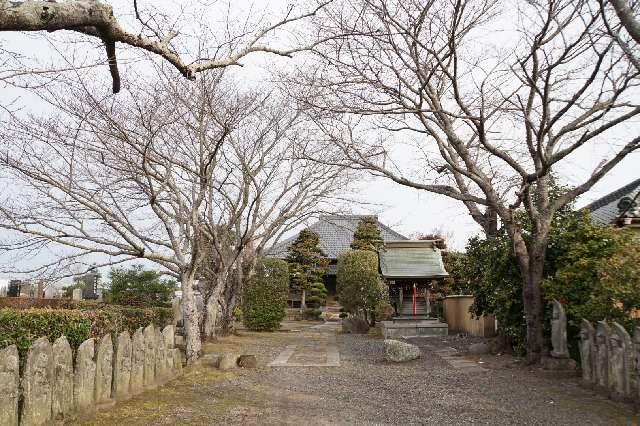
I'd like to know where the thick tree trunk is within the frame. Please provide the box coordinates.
[520,262,545,364]
[510,226,548,364]
[202,274,225,340]
[300,289,307,311]
[180,272,202,362]
[220,269,243,336]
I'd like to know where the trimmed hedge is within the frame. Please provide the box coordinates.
[336,249,384,319]
[0,308,91,365]
[0,304,173,363]
[242,258,289,331]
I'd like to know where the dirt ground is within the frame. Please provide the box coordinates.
[71,321,640,425]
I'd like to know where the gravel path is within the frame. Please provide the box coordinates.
[78,322,638,425]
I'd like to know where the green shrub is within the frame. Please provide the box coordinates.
[105,264,176,307]
[0,308,91,362]
[543,220,640,359]
[336,250,384,322]
[242,258,289,331]
[0,304,173,365]
[375,301,394,321]
[303,308,322,320]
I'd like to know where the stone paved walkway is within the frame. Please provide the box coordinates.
[77,321,639,425]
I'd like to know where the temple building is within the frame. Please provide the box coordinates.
[268,215,408,299]
[586,178,640,238]
[268,214,449,323]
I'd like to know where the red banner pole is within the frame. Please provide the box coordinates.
[412,283,417,316]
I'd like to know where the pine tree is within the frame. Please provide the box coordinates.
[286,229,330,309]
[350,216,384,252]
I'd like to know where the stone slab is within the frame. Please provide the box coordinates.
[130,328,145,395]
[22,337,53,425]
[0,345,19,426]
[114,331,132,401]
[74,338,96,413]
[51,336,74,421]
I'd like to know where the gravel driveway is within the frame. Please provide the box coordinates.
[78,321,638,425]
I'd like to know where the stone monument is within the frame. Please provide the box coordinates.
[542,300,576,370]
[0,345,19,426]
[595,321,610,389]
[579,319,596,385]
[609,322,633,399]
[72,288,83,301]
[550,300,569,358]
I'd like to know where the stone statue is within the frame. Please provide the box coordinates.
[595,321,610,389]
[633,327,640,399]
[579,319,596,385]
[609,322,633,399]
[550,300,569,358]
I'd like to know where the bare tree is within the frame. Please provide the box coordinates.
[196,93,351,339]
[0,65,350,356]
[608,0,640,44]
[0,68,247,361]
[0,0,333,92]
[290,0,640,362]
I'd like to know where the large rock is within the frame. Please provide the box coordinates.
[341,317,369,334]
[130,328,145,395]
[237,355,257,368]
[113,331,132,401]
[0,345,19,426]
[74,338,96,413]
[22,337,53,425]
[51,336,74,421]
[95,334,114,408]
[218,353,239,370]
[383,339,421,363]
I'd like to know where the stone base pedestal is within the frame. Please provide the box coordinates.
[541,356,577,371]
[382,319,448,339]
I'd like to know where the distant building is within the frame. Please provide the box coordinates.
[268,215,408,298]
[268,215,449,316]
[585,178,640,236]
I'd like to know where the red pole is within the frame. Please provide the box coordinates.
[412,283,417,316]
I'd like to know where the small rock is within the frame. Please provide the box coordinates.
[237,355,257,368]
[341,317,369,334]
[468,342,491,355]
[218,353,239,370]
[383,339,421,362]
[201,354,221,368]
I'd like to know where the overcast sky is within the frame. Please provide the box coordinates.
[0,0,636,281]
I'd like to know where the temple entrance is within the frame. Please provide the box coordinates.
[388,279,433,318]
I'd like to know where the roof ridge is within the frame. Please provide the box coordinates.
[584,177,640,212]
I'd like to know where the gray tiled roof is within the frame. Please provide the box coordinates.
[379,241,449,279]
[267,215,408,260]
[584,178,640,225]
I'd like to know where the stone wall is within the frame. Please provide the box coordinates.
[579,319,640,401]
[0,324,183,425]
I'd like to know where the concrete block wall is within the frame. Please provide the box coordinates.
[0,324,183,425]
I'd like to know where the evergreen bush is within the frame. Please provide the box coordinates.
[336,249,384,322]
[242,258,289,331]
